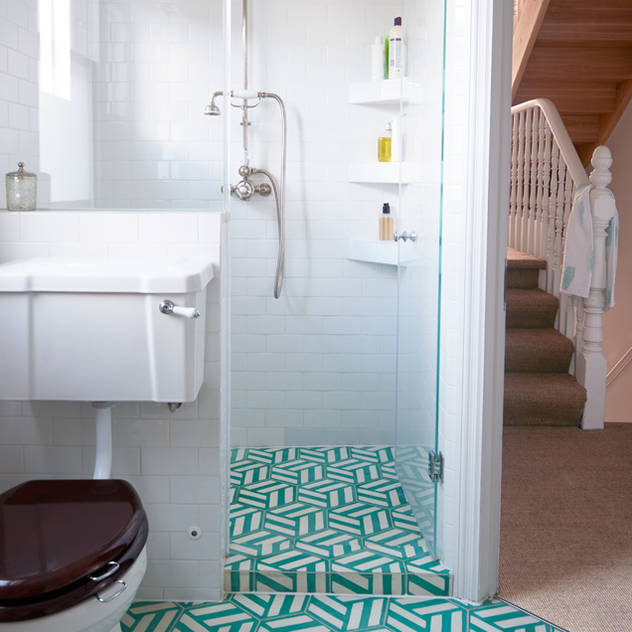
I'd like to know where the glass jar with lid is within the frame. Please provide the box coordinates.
[5,162,37,211]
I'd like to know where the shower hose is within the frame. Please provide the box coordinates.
[252,92,286,299]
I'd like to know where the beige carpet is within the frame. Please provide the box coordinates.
[499,424,632,632]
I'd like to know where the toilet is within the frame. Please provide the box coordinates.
[0,479,148,632]
[0,254,215,631]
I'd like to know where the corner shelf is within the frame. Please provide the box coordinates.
[347,239,417,266]
[348,79,422,105]
[348,162,421,185]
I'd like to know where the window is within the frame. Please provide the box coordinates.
[39,0,71,100]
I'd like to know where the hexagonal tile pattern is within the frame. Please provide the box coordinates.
[227,446,450,596]
[122,597,566,632]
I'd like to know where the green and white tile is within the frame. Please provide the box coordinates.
[228,446,450,596]
[122,596,567,632]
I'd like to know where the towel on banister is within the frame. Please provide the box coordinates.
[560,183,618,310]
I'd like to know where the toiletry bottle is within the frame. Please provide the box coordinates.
[378,122,392,162]
[390,115,402,162]
[388,17,406,79]
[371,36,384,80]
[379,203,394,241]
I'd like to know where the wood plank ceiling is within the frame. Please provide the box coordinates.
[513,0,632,165]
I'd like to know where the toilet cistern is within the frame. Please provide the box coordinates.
[0,254,217,480]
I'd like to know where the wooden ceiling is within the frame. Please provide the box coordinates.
[512,0,632,165]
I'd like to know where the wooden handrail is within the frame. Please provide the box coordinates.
[607,345,632,387]
[512,99,587,187]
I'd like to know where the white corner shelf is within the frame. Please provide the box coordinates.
[348,78,422,105]
[348,162,421,185]
[347,239,417,266]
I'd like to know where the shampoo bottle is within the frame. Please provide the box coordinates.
[388,17,406,79]
[379,203,394,241]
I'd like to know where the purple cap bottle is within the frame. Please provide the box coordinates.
[394,16,402,26]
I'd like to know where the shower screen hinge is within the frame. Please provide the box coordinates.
[428,451,444,483]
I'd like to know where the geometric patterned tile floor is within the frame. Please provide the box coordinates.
[122,595,567,631]
[226,446,450,596]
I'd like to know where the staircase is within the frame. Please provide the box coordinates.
[513,0,632,165]
[504,247,587,426]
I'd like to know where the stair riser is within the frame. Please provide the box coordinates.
[505,355,572,373]
[506,308,557,329]
[505,334,573,373]
[507,268,539,290]
[503,411,581,427]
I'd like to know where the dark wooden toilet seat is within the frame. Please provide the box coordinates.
[0,479,148,622]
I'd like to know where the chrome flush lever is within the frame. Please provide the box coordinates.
[159,300,200,319]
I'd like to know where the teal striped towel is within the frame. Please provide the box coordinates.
[560,183,618,310]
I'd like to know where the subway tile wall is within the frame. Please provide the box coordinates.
[0,0,38,208]
[93,0,224,210]
[92,0,417,446]
[225,0,416,446]
[0,210,226,601]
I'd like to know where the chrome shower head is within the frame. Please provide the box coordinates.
[204,91,223,116]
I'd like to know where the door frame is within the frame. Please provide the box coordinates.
[448,0,512,602]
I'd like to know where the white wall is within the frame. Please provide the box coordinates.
[0,210,226,601]
[227,0,410,446]
[603,101,632,422]
[92,0,225,210]
[0,0,39,208]
[39,54,94,204]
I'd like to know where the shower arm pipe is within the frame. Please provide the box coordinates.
[241,0,249,160]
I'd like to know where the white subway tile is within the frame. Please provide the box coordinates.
[25,445,82,474]
[142,447,199,475]
[170,476,220,504]
[170,531,219,560]
[0,417,52,444]
[0,445,24,472]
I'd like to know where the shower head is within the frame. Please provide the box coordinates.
[204,91,223,116]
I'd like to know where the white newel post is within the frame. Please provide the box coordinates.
[575,146,615,430]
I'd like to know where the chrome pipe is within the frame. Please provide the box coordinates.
[241,0,249,159]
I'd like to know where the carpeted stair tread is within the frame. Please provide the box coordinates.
[506,328,574,373]
[507,248,547,270]
[504,373,586,426]
[506,289,558,329]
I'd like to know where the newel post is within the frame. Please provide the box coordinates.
[575,146,615,430]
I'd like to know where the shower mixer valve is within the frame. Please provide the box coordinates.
[230,165,272,200]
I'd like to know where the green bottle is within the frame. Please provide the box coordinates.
[384,37,389,79]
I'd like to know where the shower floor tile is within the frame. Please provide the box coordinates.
[227,446,451,596]
[122,596,567,631]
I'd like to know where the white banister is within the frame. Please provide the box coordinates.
[575,147,616,430]
[510,99,618,431]
[510,99,588,348]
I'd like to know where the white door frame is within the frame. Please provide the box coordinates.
[449,0,512,602]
